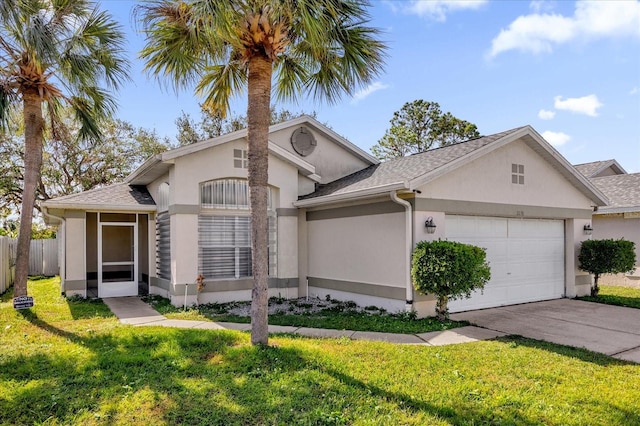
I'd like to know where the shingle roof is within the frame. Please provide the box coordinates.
[300,127,526,200]
[44,183,156,209]
[591,173,640,210]
[574,159,625,178]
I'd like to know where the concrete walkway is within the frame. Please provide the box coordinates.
[102,297,506,346]
[452,299,640,363]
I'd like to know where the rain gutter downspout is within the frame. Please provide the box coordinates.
[42,208,66,294]
[390,191,413,312]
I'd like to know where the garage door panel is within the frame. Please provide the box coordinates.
[446,216,565,313]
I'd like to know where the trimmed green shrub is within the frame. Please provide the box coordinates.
[578,239,636,296]
[412,240,491,320]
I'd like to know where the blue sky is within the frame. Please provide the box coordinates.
[102,0,640,172]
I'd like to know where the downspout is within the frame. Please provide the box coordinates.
[390,191,413,312]
[42,208,65,294]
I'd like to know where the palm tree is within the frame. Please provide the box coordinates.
[137,0,387,345]
[0,0,129,298]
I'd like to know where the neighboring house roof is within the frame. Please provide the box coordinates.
[574,159,627,178]
[42,183,156,212]
[591,173,640,214]
[296,125,608,207]
[126,115,377,185]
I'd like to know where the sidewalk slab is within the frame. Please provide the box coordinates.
[267,325,300,334]
[295,327,355,339]
[417,326,507,346]
[216,322,251,331]
[103,297,166,325]
[612,347,640,364]
[351,331,426,344]
[193,322,229,330]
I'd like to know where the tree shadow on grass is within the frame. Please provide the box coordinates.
[65,296,116,320]
[495,335,637,367]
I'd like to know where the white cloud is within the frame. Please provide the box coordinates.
[542,130,571,146]
[631,87,640,95]
[554,94,603,117]
[538,109,556,120]
[529,0,555,14]
[351,82,389,104]
[404,0,487,22]
[489,1,640,57]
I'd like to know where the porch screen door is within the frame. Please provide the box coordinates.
[98,222,138,298]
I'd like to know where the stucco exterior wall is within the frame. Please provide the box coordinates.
[64,211,86,296]
[419,140,594,210]
[306,204,405,305]
[593,214,640,264]
[156,140,302,303]
[269,125,371,184]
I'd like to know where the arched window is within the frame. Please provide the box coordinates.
[198,179,276,279]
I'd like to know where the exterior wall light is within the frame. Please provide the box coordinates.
[584,223,593,235]
[425,217,437,234]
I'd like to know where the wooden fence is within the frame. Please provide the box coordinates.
[0,237,16,294]
[29,238,59,277]
[0,237,58,294]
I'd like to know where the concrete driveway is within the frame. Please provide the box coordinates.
[451,299,640,363]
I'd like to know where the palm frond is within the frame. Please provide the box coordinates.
[0,84,18,132]
[196,61,248,117]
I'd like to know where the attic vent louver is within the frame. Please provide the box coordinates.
[291,126,316,157]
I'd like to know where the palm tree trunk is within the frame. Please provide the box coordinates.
[14,90,45,297]
[247,54,273,346]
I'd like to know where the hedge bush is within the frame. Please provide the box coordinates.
[578,239,636,296]
[412,240,491,320]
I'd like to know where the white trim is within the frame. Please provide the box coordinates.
[98,219,138,298]
[268,141,318,176]
[293,182,408,207]
[42,203,156,212]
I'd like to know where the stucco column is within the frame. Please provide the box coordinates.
[170,213,199,306]
[565,219,593,297]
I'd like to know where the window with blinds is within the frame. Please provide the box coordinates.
[156,212,171,280]
[198,179,277,280]
[200,179,272,210]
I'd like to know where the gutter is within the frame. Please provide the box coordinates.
[390,191,413,312]
[41,207,66,294]
[294,182,407,208]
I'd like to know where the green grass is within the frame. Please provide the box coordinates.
[578,285,640,309]
[1,278,639,425]
[144,295,467,334]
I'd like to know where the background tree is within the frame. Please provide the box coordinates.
[411,240,491,320]
[0,109,169,215]
[371,100,480,160]
[0,0,129,298]
[578,239,636,296]
[138,0,386,345]
[175,105,316,146]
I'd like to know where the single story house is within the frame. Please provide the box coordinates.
[42,116,607,316]
[575,159,640,286]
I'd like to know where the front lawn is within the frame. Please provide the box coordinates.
[1,278,639,425]
[578,285,640,309]
[144,294,467,334]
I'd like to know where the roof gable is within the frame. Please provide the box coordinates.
[296,126,608,208]
[574,159,627,178]
[126,115,378,185]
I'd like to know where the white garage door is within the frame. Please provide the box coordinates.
[446,216,565,313]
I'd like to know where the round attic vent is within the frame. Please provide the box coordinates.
[291,126,316,156]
